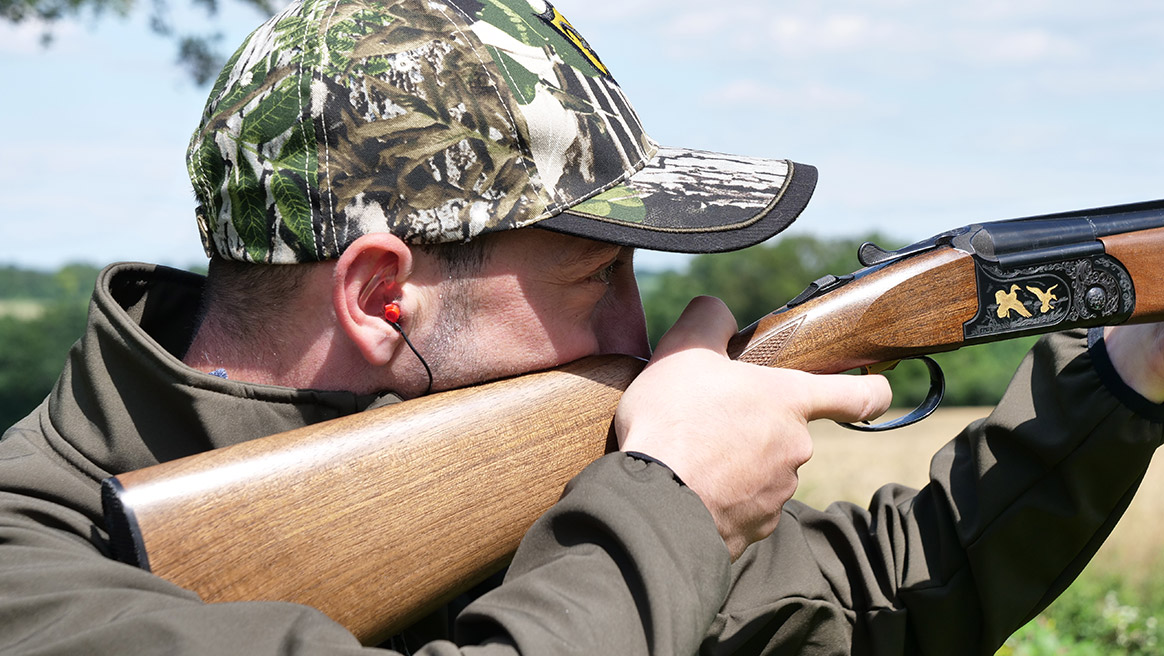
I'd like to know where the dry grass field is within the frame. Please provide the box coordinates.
[0,299,44,320]
[799,407,1164,579]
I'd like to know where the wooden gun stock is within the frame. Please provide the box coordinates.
[103,355,641,645]
[103,204,1164,645]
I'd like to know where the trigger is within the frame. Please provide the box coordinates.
[842,356,946,432]
[861,360,900,375]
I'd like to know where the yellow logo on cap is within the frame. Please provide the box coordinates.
[539,4,610,76]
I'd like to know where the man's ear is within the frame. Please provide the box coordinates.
[333,233,415,366]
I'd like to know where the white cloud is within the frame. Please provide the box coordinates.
[662,9,733,39]
[587,0,1156,77]
[764,13,907,55]
[712,79,870,112]
[960,28,1083,64]
[651,4,916,58]
[0,20,85,55]
[563,0,671,22]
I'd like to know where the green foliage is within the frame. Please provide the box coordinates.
[0,263,99,303]
[0,0,133,26]
[176,32,226,87]
[0,300,89,429]
[639,234,871,347]
[2,0,275,84]
[0,265,98,430]
[887,336,1039,408]
[1000,572,1164,655]
[1,264,75,299]
[637,234,1043,407]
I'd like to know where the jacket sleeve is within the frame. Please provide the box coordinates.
[0,409,729,655]
[456,455,731,655]
[702,329,1164,656]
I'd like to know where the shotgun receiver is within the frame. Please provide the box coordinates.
[102,199,1164,645]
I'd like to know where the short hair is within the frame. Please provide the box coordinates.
[197,257,318,344]
[415,235,494,278]
[196,237,495,342]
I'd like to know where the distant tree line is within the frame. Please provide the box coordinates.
[0,264,100,430]
[0,236,1039,431]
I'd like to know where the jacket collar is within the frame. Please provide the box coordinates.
[50,262,398,476]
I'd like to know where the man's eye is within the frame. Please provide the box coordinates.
[591,260,622,285]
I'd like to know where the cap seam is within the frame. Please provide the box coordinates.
[585,68,650,176]
[320,0,344,259]
[538,143,654,223]
[432,1,553,215]
[563,67,634,207]
[526,69,655,221]
[558,160,795,234]
[189,106,216,254]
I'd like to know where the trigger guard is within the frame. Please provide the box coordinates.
[839,356,945,433]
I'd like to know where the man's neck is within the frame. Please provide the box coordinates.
[182,310,355,390]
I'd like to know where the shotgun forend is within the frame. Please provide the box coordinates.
[730,198,1164,430]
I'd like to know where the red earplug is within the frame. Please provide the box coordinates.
[383,302,402,324]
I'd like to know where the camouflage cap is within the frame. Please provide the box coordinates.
[188,0,817,264]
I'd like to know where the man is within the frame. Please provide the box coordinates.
[1,0,1161,654]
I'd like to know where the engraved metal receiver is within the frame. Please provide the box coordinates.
[838,199,1164,431]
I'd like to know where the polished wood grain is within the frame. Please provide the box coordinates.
[1100,226,1164,322]
[115,355,644,645]
[729,247,980,372]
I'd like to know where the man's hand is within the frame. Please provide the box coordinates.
[615,296,892,560]
[1105,323,1164,403]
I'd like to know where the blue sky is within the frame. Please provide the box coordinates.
[2,0,1162,272]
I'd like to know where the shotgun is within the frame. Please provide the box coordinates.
[102,199,1164,645]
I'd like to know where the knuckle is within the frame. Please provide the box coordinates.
[789,436,813,467]
[800,439,815,465]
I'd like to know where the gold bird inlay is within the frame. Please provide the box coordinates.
[995,285,1033,319]
[1026,284,1060,314]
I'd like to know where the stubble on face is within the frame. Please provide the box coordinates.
[419,274,487,392]
[406,229,645,394]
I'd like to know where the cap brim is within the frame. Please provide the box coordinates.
[536,146,817,253]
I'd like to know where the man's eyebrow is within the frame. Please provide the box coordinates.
[558,242,625,270]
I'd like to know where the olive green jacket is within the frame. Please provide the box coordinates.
[1,263,1161,655]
